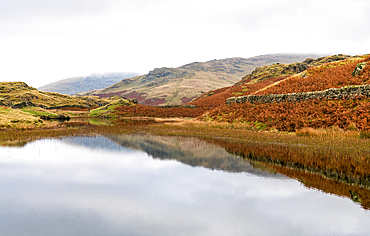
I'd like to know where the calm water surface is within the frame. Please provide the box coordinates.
[0,135,369,236]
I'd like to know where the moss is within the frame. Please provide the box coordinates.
[232,92,243,96]
[21,107,58,118]
[254,121,267,131]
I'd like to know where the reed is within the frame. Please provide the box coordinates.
[296,126,360,138]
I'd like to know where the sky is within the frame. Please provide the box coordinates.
[1,0,369,88]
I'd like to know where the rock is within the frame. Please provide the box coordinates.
[40,114,70,121]
[11,101,36,109]
[130,99,138,104]
[352,62,367,76]
[0,98,13,107]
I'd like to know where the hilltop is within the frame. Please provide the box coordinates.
[78,54,322,106]
[0,82,113,109]
[0,82,131,129]
[38,72,139,95]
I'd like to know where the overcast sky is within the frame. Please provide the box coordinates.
[1,0,369,88]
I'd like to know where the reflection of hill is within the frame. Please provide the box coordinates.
[107,134,282,178]
[270,164,370,210]
[61,136,134,152]
[208,139,370,210]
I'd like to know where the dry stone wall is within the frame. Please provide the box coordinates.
[226,85,370,104]
[154,105,196,108]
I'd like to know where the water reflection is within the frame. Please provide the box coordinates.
[104,134,370,210]
[105,134,282,177]
[65,117,115,126]
[63,117,157,127]
[0,136,369,236]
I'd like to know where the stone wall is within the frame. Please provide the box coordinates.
[154,104,196,109]
[226,85,370,104]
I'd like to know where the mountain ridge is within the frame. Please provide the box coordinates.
[78,54,324,106]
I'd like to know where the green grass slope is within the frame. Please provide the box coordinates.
[78,54,323,106]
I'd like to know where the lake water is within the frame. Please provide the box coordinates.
[0,134,369,236]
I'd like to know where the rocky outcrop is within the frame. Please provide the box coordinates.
[226,85,370,104]
[0,98,12,107]
[11,101,36,109]
[40,114,70,121]
[141,68,194,85]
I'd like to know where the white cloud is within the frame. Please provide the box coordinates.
[0,0,369,87]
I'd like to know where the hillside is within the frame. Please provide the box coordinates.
[189,54,353,108]
[78,54,322,106]
[203,54,370,131]
[38,72,139,95]
[112,53,370,131]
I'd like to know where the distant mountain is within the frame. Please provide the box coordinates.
[77,54,324,106]
[38,72,139,95]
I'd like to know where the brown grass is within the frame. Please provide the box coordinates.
[0,107,43,129]
[296,126,360,138]
[204,97,370,132]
